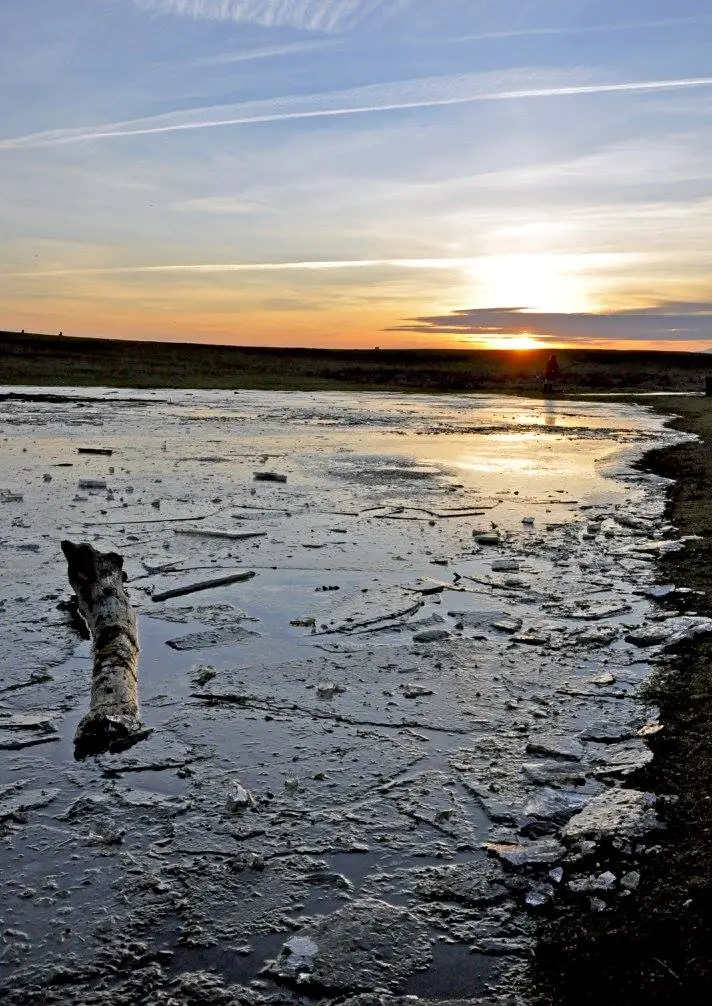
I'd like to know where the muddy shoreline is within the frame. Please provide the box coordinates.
[534,394,712,1005]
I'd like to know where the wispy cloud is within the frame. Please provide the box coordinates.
[134,0,397,34]
[179,14,712,67]
[390,304,712,347]
[467,135,712,191]
[442,15,712,45]
[170,195,270,214]
[3,70,712,150]
[139,4,712,41]
[188,39,336,67]
[2,257,481,278]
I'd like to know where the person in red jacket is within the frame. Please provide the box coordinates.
[543,352,561,394]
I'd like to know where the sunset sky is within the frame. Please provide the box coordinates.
[2,0,712,351]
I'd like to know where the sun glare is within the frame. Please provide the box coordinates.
[497,333,540,351]
[474,253,594,314]
[459,331,543,350]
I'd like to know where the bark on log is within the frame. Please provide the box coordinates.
[61,540,147,758]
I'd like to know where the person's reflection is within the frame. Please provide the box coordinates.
[544,398,557,427]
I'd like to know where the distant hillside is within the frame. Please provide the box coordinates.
[1,329,710,393]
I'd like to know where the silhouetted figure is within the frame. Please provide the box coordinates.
[543,353,561,395]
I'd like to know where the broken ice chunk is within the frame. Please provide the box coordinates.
[563,789,657,842]
[412,628,450,643]
[484,838,565,867]
[492,559,520,572]
[225,781,256,814]
[526,734,584,762]
[400,683,435,699]
[316,681,343,699]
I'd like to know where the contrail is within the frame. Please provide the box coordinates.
[188,39,337,67]
[3,258,479,279]
[446,15,712,44]
[2,73,712,149]
[187,13,711,61]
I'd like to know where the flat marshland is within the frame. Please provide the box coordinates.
[2,328,712,393]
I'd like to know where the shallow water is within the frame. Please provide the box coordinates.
[0,388,703,1003]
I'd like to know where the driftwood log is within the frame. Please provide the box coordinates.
[61,540,147,758]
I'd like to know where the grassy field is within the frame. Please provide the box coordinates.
[1,329,711,392]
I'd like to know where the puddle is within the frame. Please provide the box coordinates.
[158,923,287,985]
[402,940,501,1000]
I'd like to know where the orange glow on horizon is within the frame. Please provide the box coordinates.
[5,307,712,354]
[488,333,541,351]
[4,258,712,353]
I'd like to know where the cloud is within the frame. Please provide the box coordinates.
[2,70,712,149]
[389,304,712,347]
[187,39,336,66]
[170,195,270,214]
[465,135,712,192]
[134,0,396,34]
[135,3,712,40]
[1,257,478,278]
[444,15,712,45]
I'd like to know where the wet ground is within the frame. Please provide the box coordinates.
[0,388,707,1005]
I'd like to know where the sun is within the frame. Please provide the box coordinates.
[497,332,540,351]
[459,330,543,350]
[467,332,542,350]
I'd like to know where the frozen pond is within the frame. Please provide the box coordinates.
[0,388,707,1005]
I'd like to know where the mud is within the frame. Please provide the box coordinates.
[532,395,712,1006]
[0,388,698,1004]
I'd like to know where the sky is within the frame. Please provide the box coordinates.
[1,0,712,351]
